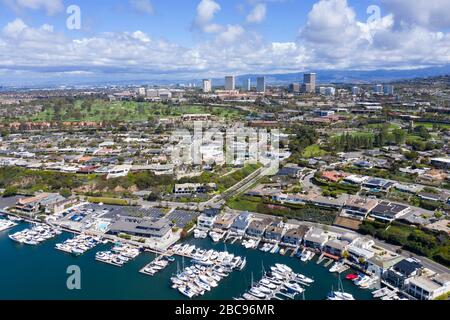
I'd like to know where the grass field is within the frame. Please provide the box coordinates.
[227,195,262,212]
[87,197,130,206]
[25,100,246,122]
[301,144,327,158]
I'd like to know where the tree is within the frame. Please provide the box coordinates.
[392,128,406,145]
[2,186,18,197]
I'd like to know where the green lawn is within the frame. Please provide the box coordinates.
[24,100,246,122]
[227,196,262,212]
[301,144,327,158]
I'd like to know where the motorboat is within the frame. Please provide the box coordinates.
[296,273,314,284]
[329,261,345,273]
[275,263,292,273]
[284,282,304,293]
[346,273,359,281]
[249,288,266,299]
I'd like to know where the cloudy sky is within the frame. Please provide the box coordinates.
[1,0,450,84]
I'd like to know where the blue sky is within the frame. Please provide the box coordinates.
[0,0,450,84]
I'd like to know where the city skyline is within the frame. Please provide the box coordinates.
[1,0,450,85]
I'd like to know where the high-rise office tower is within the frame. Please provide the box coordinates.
[289,83,300,93]
[202,79,212,93]
[225,76,235,91]
[374,84,383,94]
[256,76,266,93]
[303,73,316,93]
[243,78,251,91]
[383,85,394,95]
[352,86,360,96]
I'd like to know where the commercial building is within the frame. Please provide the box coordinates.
[303,73,316,93]
[289,83,300,93]
[242,78,251,91]
[225,76,235,91]
[202,79,212,93]
[256,77,266,93]
[15,193,65,215]
[108,216,172,239]
[384,85,394,95]
[352,86,360,95]
[373,84,383,94]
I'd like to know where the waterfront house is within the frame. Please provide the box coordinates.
[303,228,328,250]
[347,237,375,263]
[342,196,379,220]
[369,201,411,223]
[197,208,220,229]
[230,212,252,235]
[264,220,285,242]
[108,216,172,239]
[247,218,272,238]
[366,248,404,276]
[214,212,237,230]
[385,258,424,289]
[323,239,349,258]
[282,226,310,246]
[407,273,450,300]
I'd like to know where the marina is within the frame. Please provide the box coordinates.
[140,255,175,276]
[236,264,313,300]
[8,223,61,245]
[0,218,17,232]
[0,221,376,300]
[55,234,102,256]
[95,244,141,267]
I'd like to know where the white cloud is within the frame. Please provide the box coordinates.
[217,25,245,43]
[2,0,64,15]
[130,0,155,15]
[382,0,450,29]
[301,0,359,44]
[246,4,267,24]
[1,0,450,82]
[193,0,221,32]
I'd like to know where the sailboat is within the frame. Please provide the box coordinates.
[327,275,355,300]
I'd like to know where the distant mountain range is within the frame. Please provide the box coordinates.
[2,65,450,89]
[227,65,450,86]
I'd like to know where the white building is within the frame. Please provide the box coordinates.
[202,79,212,93]
[225,76,235,91]
[408,273,450,300]
[352,86,360,95]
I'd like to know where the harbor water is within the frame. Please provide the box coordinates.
[0,220,374,300]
